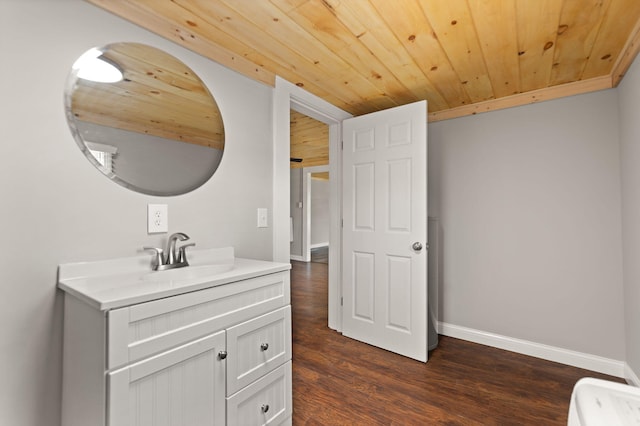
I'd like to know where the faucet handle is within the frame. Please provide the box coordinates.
[177,243,196,264]
[143,247,165,269]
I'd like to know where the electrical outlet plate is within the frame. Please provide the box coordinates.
[148,204,168,234]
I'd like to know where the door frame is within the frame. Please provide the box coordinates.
[273,76,352,331]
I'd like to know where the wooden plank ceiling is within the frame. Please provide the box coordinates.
[84,0,640,167]
[290,110,328,169]
[88,0,640,124]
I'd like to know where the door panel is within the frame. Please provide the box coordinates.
[353,251,375,321]
[342,100,428,362]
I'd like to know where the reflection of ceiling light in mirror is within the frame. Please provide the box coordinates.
[72,48,123,83]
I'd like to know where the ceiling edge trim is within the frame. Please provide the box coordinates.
[428,76,612,123]
[612,17,640,87]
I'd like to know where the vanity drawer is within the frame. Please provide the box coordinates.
[107,271,290,369]
[226,306,292,396]
[227,361,292,426]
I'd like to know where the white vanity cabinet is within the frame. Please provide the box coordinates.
[59,250,292,426]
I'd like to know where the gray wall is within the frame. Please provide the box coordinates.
[290,169,303,257]
[618,53,640,379]
[428,89,625,360]
[1,1,273,425]
[310,177,330,246]
[76,122,223,195]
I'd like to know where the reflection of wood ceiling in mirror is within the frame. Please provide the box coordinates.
[88,0,640,122]
[290,110,328,169]
[312,172,330,181]
[71,43,224,150]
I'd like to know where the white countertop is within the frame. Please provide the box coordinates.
[58,247,291,311]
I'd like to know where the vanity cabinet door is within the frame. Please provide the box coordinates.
[107,331,226,426]
[226,306,292,395]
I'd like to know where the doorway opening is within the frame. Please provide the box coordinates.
[289,110,330,264]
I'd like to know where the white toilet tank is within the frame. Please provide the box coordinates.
[568,377,640,425]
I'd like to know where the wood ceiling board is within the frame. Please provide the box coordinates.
[87,0,275,86]
[311,172,330,181]
[370,0,470,109]
[271,0,415,109]
[467,0,521,98]
[290,110,329,169]
[105,47,215,108]
[583,0,640,79]
[212,0,384,110]
[419,0,495,103]
[548,0,610,86]
[206,0,385,111]
[73,88,224,149]
[322,0,449,112]
[515,0,563,93]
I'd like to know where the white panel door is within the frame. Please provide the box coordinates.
[342,101,428,362]
[107,331,226,426]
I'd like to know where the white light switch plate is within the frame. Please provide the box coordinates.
[148,204,168,233]
[257,208,268,228]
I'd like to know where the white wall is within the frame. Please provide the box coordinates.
[0,1,274,425]
[618,53,640,381]
[310,177,330,247]
[428,90,625,360]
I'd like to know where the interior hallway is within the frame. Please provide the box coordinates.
[290,260,623,425]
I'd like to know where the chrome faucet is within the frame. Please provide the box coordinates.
[166,232,189,264]
[144,232,195,271]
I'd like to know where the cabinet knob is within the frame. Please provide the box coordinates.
[218,351,227,360]
[261,404,270,413]
[260,343,269,351]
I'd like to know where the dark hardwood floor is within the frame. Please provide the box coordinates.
[290,260,623,425]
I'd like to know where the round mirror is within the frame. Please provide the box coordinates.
[65,42,225,196]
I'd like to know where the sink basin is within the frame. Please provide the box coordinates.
[142,263,234,282]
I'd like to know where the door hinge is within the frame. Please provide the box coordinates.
[341,140,344,150]
[341,218,343,228]
[341,297,343,306]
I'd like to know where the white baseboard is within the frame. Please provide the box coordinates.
[310,242,329,249]
[290,255,305,262]
[438,322,625,378]
[625,363,640,386]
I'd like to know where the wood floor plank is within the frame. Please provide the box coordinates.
[290,260,624,425]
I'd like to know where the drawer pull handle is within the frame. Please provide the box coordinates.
[261,404,270,413]
[260,343,269,351]
[218,351,227,360]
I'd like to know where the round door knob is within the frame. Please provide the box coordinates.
[261,404,270,413]
[260,343,269,351]
[218,351,227,360]
[412,242,423,251]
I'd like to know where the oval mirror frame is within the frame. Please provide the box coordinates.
[64,42,225,196]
